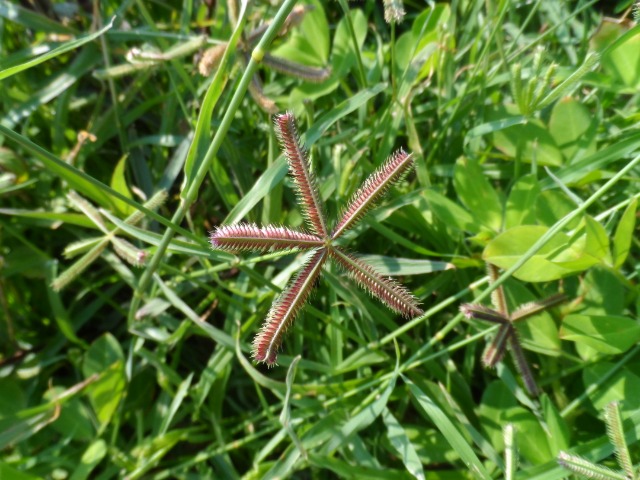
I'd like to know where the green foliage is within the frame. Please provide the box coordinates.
[1,0,640,478]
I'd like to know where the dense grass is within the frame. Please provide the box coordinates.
[2,0,640,478]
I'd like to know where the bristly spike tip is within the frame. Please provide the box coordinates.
[333,149,415,238]
[253,249,328,365]
[210,223,323,253]
[274,112,328,237]
[329,247,423,318]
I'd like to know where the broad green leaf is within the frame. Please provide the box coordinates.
[330,8,367,79]
[44,387,94,441]
[478,382,518,451]
[453,158,502,232]
[548,98,597,163]
[483,225,574,282]
[544,221,602,272]
[110,155,134,216]
[0,17,113,80]
[69,439,107,480]
[590,21,640,88]
[560,314,640,354]
[490,107,563,166]
[505,174,540,229]
[383,408,426,480]
[82,333,126,430]
[423,189,483,234]
[582,216,610,263]
[271,0,329,66]
[503,407,553,464]
[612,198,637,268]
[579,266,626,316]
[583,363,640,411]
[406,378,492,479]
[0,378,26,418]
[536,189,581,229]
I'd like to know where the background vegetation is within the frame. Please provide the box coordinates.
[1,0,640,478]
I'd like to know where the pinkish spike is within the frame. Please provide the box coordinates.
[333,149,415,239]
[253,249,328,365]
[210,223,323,253]
[274,112,328,237]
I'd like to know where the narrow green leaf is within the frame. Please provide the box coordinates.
[181,3,249,196]
[110,155,134,216]
[357,254,453,275]
[383,408,426,480]
[0,0,75,34]
[158,373,193,436]
[405,377,492,479]
[0,17,113,80]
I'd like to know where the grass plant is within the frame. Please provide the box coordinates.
[1,0,640,478]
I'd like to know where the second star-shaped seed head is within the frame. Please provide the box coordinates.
[211,112,423,365]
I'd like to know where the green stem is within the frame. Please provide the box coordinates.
[127,0,300,323]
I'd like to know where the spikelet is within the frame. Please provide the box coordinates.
[333,149,414,238]
[460,303,509,325]
[253,249,327,365]
[329,247,423,317]
[508,329,540,397]
[482,325,511,368]
[210,223,323,253]
[274,112,328,237]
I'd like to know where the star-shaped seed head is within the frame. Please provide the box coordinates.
[460,264,567,397]
[211,112,423,365]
